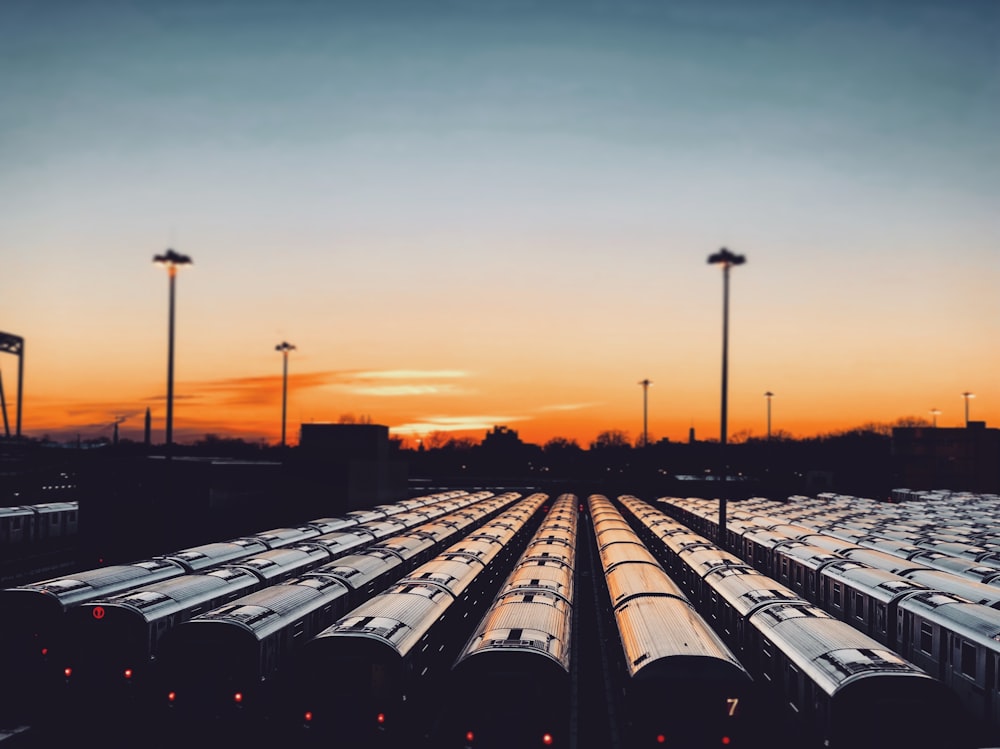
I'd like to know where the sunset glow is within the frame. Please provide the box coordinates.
[2,1,997,447]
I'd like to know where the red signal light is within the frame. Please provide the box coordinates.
[233,692,243,704]
[63,667,72,678]
[377,712,386,725]
[542,733,554,746]
[167,691,176,702]
[123,668,133,680]
[722,737,731,745]
[40,648,48,656]
[92,606,105,620]
[304,711,313,722]
[657,735,666,744]
[466,730,475,743]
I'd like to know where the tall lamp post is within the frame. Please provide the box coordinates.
[638,378,652,447]
[708,247,746,548]
[276,341,296,446]
[153,249,193,451]
[930,408,941,428]
[962,392,975,427]
[764,391,774,440]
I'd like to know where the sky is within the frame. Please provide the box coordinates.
[2,0,998,447]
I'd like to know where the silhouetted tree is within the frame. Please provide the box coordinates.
[590,430,631,450]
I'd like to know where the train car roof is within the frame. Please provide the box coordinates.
[251,526,321,548]
[76,566,260,619]
[615,595,748,680]
[599,538,660,572]
[458,591,572,671]
[899,590,1000,649]
[749,602,927,697]
[317,550,403,589]
[5,558,185,608]
[315,580,453,657]
[189,578,348,638]
[820,561,929,603]
[901,570,1000,608]
[604,562,685,610]
[399,555,484,598]
[703,566,805,617]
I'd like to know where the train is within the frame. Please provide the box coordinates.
[292,492,549,746]
[0,500,78,547]
[587,494,765,748]
[444,492,579,749]
[0,490,472,724]
[153,492,523,739]
[618,495,967,749]
[656,493,1000,747]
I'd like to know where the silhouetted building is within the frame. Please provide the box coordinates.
[893,423,1000,493]
[297,423,407,511]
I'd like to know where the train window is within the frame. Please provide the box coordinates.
[919,622,933,654]
[960,641,977,679]
[853,592,865,621]
[831,583,841,608]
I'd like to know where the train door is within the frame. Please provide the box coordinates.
[849,590,867,634]
[908,615,942,677]
[990,650,1000,728]
[947,633,988,724]
[829,582,844,617]
[874,600,889,646]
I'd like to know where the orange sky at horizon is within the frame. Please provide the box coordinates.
[3,2,998,449]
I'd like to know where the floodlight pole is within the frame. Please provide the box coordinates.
[707,248,746,549]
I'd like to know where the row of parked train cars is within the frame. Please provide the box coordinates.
[653,491,1000,749]
[0,500,79,548]
[0,491,537,733]
[2,489,990,748]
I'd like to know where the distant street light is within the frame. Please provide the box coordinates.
[153,249,193,451]
[962,392,975,427]
[707,247,746,548]
[764,391,774,440]
[276,342,296,446]
[930,408,941,428]
[638,379,652,447]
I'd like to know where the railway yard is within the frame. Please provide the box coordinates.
[1,488,999,748]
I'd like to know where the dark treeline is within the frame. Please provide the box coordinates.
[1,420,912,510]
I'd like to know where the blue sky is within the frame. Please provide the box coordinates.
[2,0,998,444]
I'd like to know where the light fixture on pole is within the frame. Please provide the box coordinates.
[707,247,746,548]
[930,408,941,428]
[638,379,652,448]
[276,342,296,447]
[764,391,774,440]
[153,249,193,451]
[962,392,975,427]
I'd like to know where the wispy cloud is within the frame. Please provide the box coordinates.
[391,414,527,435]
[354,370,469,380]
[352,384,464,397]
[343,370,471,397]
[536,402,602,412]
